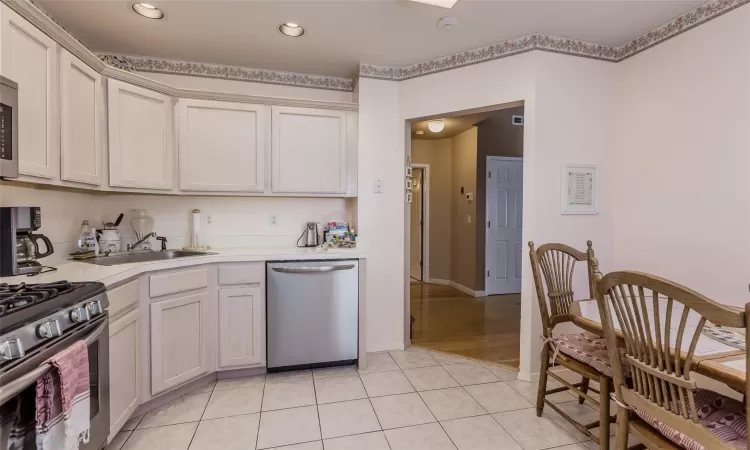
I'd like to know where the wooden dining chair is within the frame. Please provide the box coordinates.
[596,271,748,450]
[529,241,614,449]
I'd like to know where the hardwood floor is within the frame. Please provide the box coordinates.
[410,282,521,368]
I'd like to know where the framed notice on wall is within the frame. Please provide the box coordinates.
[561,164,598,215]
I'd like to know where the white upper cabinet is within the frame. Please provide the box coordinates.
[108,79,174,190]
[271,106,349,194]
[0,5,58,179]
[60,49,102,185]
[178,99,267,192]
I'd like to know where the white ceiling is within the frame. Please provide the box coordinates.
[37,0,705,78]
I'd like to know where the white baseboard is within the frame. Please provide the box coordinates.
[426,278,450,285]
[517,371,540,382]
[449,281,486,298]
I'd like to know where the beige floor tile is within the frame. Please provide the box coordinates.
[262,379,316,411]
[580,432,641,449]
[137,393,211,429]
[360,370,415,397]
[359,353,400,373]
[188,414,260,450]
[313,375,367,404]
[544,401,611,442]
[370,392,436,429]
[187,381,216,394]
[484,364,519,381]
[419,387,486,420]
[109,431,132,450]
[388,350,438,369]
[214,375,266,391]
[268,442,323,450]
[464,382,534,413]
[121,413,144,431]
[384,423,457,450]
[202,385,264,419]
[428,351,468,366]
[403,366,459,391]
[256,405,321,449]
[317,398,381,439]
[492,408,577,450]
[442,363,500,386]
[543,444,589,450]
[441,415,523,450]
[266,370,313,383]
[122,422,198,450]
[323,431,390,450]
[312,365,358,379]
[506,379,575,404]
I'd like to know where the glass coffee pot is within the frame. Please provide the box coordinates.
[16,233,54,264]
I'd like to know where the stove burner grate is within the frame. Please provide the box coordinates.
[0,281,82,317]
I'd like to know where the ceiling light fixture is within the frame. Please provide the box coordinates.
[132,3,164,19]
[279,22,304,37]
[410,0,458,9]
[428,120,445,133]
[437,17,458,29]
[415,130,425,135]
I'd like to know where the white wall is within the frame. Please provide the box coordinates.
[357,51,619,380]
[613,6,750,306]
[136,72,354,104]
[1,183,350,264]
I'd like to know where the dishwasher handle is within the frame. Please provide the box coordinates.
[272,264,355,274]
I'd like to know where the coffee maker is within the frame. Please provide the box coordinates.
[0,207,54,276]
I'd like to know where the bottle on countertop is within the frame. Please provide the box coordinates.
[77,220,98,251]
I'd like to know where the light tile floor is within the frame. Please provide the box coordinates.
[110,349,623,450]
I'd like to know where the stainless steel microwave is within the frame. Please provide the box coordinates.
[0,76,18,179]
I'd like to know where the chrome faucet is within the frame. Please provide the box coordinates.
[127,232,157,252]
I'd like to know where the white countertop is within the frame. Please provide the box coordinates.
[1,247,366,287]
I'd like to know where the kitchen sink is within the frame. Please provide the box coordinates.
[77,250,215,266]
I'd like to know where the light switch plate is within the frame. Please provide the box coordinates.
[269,215,279,227]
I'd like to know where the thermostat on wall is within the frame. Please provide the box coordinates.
[512,115,524,125]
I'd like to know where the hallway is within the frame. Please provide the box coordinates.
[410,283,521,368]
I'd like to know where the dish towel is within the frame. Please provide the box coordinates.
[0,387,37,450]
[35,341,91,450]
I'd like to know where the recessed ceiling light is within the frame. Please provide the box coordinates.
[279,22,304,37]
[132,3,164,19]
[411,0,458,9]
[428,120,445,133]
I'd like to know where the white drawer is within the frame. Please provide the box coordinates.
[107,280,139,318]
[218,263,264,286]
[149,268,208,298]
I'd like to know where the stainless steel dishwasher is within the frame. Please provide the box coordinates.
[266,259,358,371]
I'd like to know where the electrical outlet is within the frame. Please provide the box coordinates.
[374,179,383,193]
[206,215,213,225]
[269,215,279,227]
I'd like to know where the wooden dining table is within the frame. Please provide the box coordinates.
[569,299,746,392]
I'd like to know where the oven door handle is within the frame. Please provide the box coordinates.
[0,319,107,407]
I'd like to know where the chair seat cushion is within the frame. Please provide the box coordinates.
[551,332,616,377]
[632,389,747,450]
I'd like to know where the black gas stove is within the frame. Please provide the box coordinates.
[0,281,106,335]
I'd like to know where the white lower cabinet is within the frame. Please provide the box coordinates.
[150,291,210,394]
[109,309,139,439]
[218,286,263,368]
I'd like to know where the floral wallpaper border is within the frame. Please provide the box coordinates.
[97,54,355,92]
[360,0,750,81]
[94,0,748,88]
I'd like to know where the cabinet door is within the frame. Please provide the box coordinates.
[0,5,58,179]
[218,286,263,368]
[108,79,173,190]
[178,99,266,192]
[271,106,347,194]
[109,309,139,438]
[150,292,209,394]
[60,49,102,185]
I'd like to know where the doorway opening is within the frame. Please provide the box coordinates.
[407,103,525,369]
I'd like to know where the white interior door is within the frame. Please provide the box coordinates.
[410,168,423,281]
[486,157,523,295]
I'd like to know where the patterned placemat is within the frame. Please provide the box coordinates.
[702,324,745,350]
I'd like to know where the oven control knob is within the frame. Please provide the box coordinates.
[86,300,103,316]
[70,307,91,323]
[0,338,25,360]
[37,320,62,338]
